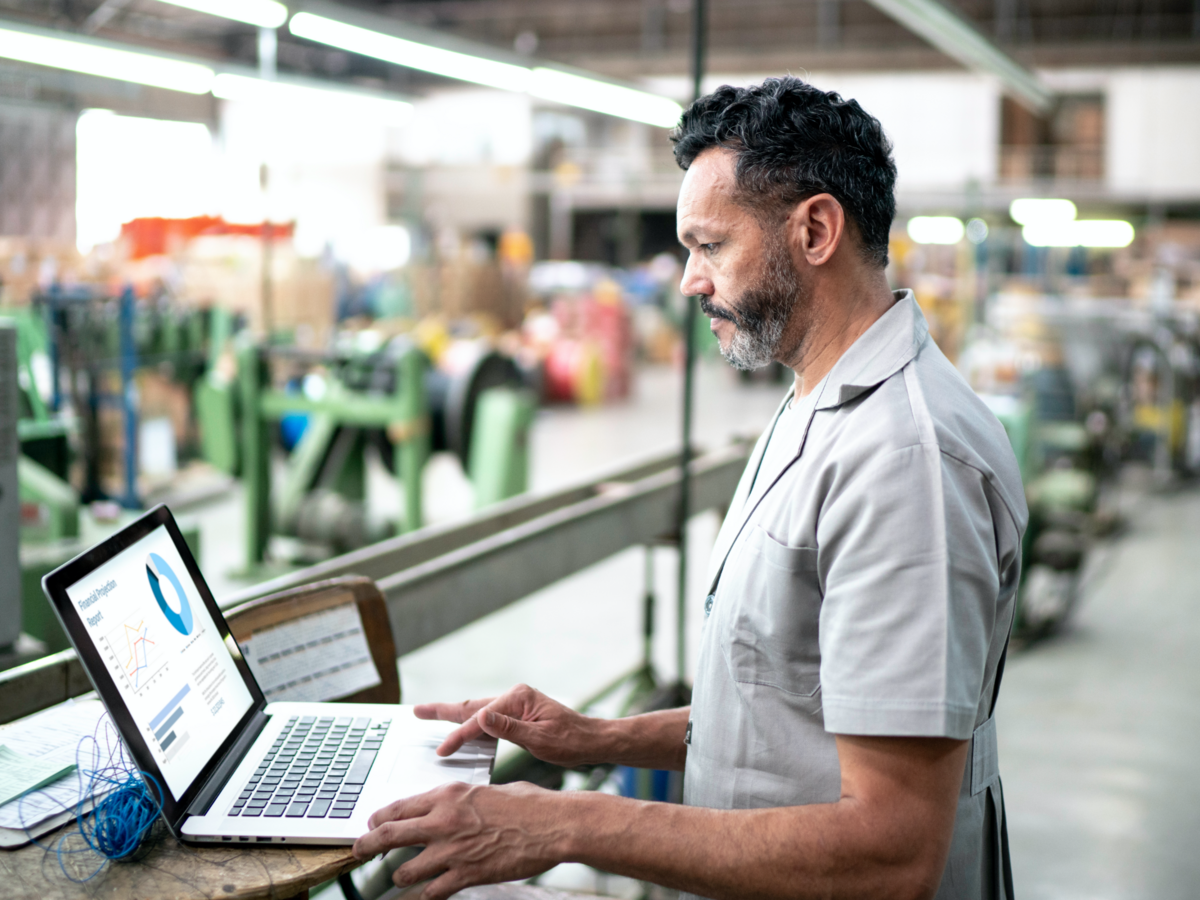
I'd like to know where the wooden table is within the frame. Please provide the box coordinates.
[1,821,592,900]
[0,820,358,900]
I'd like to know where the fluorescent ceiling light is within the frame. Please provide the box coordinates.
[289,11,683,127]
[156,0,287,29]
[1010,198,1076,226]
[0,23,213,94]
[530,68,682,128]
[1022,220,1135,249]
[907,216,964,245]
[289,12,532,93]
[213,73,412,125]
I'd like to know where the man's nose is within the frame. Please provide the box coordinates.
[680,256,711,298]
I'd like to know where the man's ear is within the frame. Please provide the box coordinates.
[788,193,846,268]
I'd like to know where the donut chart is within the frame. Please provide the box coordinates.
[146,552,194,636]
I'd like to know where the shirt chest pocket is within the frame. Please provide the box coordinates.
[719,524,823,697]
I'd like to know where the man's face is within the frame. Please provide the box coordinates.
[677,148,802,370]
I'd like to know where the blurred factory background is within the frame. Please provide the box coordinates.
[0,0,1198,897]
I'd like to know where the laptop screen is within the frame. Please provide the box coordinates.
[64,523,254,799]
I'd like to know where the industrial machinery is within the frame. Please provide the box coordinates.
[984,380,1100,636]
[1121,327,1200,480]
[221,336,535,573]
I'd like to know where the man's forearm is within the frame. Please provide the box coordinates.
[549,790,935,900]
[592,707,689,771]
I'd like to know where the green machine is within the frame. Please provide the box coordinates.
[226,337,535,573]
[983,384,1099,636]
[3,297,206,656]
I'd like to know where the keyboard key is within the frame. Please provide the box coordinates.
[227,804,243,816]
[343,750,378,785]
[265,804,288,817]
[307,798,332,817]
[330,809,354,818]
[286,803,309,817]
[339,785,362,795]
[247,799,268,808]
[242,807,263,817]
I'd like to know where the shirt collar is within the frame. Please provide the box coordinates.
[813,289,929,410]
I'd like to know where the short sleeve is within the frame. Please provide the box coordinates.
[816,444,1003,739]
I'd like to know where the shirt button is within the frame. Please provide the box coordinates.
[704,593,715,617]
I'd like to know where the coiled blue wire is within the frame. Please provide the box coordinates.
[20,713,163,882]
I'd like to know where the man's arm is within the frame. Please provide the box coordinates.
[414,684,689,771]
[353,732,968,900]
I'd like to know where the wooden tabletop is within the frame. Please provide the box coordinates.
[0,823,595,900]
[0,820,358,900]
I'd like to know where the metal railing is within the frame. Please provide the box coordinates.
[0,442,751,725]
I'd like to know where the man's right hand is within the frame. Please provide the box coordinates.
[414,684,607,768]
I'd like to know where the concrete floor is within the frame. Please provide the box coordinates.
[999,480,1200,899]
[184,359,1200,897]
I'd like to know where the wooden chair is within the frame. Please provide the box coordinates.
[224,575,400,705]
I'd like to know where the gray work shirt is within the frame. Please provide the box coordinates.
[683,291,1027,900]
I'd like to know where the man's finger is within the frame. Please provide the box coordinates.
[476,709,535,747]
[435,719,485,756]
[414,698,494,724]
[353,817,427,860]
[366,790,437,831]
[393,844,451,890]
[418,869,469,900]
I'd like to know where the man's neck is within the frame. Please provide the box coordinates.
[785,272,896,400]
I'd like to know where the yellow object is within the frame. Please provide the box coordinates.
[413,317,451,364]
[498,229,534,266]
[575,343,605,406]
[1132,400,1186,450]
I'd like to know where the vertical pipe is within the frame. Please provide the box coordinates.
[676,0,707,686]
[0,323,20,649]
[118,286,140,509]
[643,545,656,672]
[397,348,428,533]
[240,342,270,568]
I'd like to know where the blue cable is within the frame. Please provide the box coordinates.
[19,714,164,882]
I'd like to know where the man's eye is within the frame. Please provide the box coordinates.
[703,243,719,254]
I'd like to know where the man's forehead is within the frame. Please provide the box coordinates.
[677,148,741,235]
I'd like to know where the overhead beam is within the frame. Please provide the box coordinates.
[863,0,1053,115]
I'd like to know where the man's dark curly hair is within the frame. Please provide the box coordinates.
[671,76,897,268]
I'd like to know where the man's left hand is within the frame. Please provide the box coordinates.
[353,781,568,900]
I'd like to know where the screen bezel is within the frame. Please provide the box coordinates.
[41,504,266,834]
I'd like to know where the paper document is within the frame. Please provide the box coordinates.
[239,602,382,703]
[0,698,124,843]
[0,745,76,807]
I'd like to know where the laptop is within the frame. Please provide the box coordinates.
[42,504,496,846]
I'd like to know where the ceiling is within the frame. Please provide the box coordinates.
[0,0,1197,101]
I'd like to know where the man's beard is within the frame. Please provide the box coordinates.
[699,237,800,371]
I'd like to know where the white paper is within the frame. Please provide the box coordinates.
[239,602,382,703]
[0,698,127,830]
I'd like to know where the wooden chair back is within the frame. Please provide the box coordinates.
[224,575,400,705]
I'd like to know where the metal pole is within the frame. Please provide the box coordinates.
[676,0,707,686]
[118,286,140,509]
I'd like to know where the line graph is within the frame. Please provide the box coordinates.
[106,615,167,691]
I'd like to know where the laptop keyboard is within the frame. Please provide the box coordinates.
[227,715,390,820]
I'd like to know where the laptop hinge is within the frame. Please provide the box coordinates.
[187,708,271,817]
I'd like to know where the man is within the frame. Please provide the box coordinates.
[354,77,1026,900]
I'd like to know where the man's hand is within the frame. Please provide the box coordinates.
[414,684,608,767]
[353,781,567,900]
